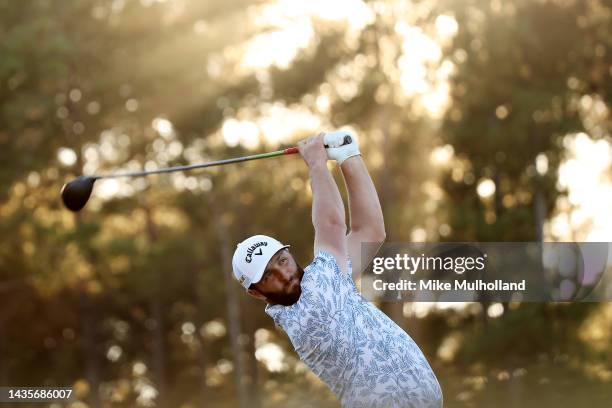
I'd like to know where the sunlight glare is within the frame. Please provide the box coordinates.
[241,21,314,70]
[201,320,227,340]
[435,15,459,40]
[134,379,157,407]
[258,103,321,145]
[536,153,549,175]
[57,147,77,166]
[241,0,373,71]
[395,21,455,117]
[152,117,174,140]
[222,118,260,149]
[97,179,120,199]
[219,103,321,149]
[430,144,454,165]
[397,25,442,95]
[255,342,288,373]
[477,179,496,198]
[257,0,373,32]
[106,345,122,362]
[552,133,612,241]
[421,81,451,119]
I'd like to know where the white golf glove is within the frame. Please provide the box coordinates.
[324,130,360,165]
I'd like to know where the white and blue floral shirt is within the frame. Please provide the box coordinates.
[265,251,443,408]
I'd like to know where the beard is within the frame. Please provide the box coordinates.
[263,263,305,306]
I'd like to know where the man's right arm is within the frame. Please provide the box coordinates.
[324,131,385,280]
[298,135,348,274]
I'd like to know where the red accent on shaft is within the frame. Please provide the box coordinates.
[284,147,299,155]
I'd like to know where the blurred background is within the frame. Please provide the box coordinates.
[1,0,611,407]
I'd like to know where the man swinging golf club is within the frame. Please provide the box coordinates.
[232,131,443,408]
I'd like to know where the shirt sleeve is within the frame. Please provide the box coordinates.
[312,250,353,276]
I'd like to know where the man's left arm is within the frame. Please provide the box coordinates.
[340,156,386,280]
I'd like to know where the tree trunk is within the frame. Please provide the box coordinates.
[191,262,209,406]
[242,296,261,408]
[209,195,250,408]
[0,318,6,385]
[79,286,101,408]
[145,208,167,408]
[75,207,101,408]
[149,298,167,408]
[534,186,546,242]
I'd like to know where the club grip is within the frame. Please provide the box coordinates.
[324,135,352,148]
[284,134,353,155]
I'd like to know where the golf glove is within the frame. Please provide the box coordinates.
[324,130,360,165]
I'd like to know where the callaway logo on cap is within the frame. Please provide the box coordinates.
[232,235,290,289]
[245,241,267,263]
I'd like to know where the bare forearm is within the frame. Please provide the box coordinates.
[341,157,385,236]
[309,163,346,230]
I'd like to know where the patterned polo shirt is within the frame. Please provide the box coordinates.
[265,251,443,408]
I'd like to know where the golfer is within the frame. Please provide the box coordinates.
[232,131,443,408]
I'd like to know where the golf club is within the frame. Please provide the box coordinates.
[61,134,352,212]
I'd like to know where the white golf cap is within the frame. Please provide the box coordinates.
[232,235,290,289]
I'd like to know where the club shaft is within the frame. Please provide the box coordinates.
[95,134,350,180]
[97,149,294,180]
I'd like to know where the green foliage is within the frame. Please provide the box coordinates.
[457,303,599,365]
